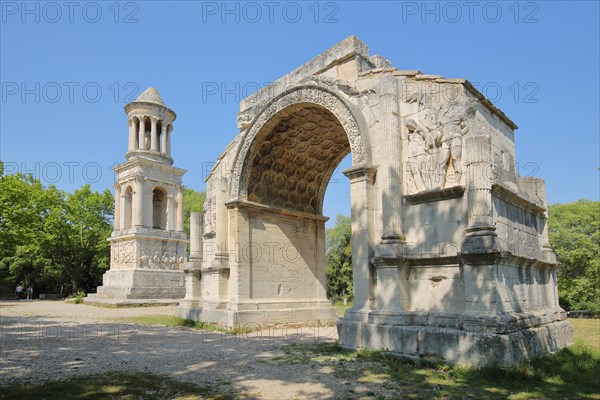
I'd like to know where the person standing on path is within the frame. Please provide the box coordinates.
[15,284,23,299]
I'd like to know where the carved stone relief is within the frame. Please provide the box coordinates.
[110,239,185,270]
[203,196,216,236]
[406,90,477,192]
[110,241,140,269]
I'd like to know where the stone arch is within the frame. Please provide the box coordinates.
[230,86,371,204]
[211,84,375,326]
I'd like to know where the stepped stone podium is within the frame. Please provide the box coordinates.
[87,88,188,305]
[176,36,572,366]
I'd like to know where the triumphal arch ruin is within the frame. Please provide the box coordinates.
[94,36,572,365]
[175,36,573,365]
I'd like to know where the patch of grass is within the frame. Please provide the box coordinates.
[569,318,600,351]
[116,315,254,334]
[0,372,236,400]
[273,337,600,399]
[66,290,86,304]
[333,299,352,317]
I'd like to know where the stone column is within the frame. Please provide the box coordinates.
[138,117,146,151]
[461,134,499,255]
[535,180,557,264]
[208,177,231,308]
[460,134,501,324]
[133,178,144,227]
[150,117,159,151]
[145,186,154,228]
[176,188,184,232]
[166,125,172,157]
[378,74,405,244]
[215,177,228,254]
[119,190,127,229]
[343,165,377,317]
[128,118,136,152]
[114,185,121,230]
[189,212,204,260]
[166,194,175,231]
[160,123,168,154]
[183,268,202,301]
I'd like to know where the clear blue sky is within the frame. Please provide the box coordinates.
[1,1,598,226]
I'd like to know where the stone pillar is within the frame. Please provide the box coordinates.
[461,134,499,255]
[166,125,172,157]
[343,165,377,315]
[176,188,184,232]
[119,190,127,229]
[145,186,154,228]
[138,117,146,151]
[114,185,121,230]
[150,117,159,151]
[128,118,136,151]
[160,123,168,154]
[378,74,405,244]
[166,194,175,231]
[215,177,228,254]
[208,177,230,308]
[460,134,501,322]
[189,212,204,260]
[535,180,557,264]
[183,267,202,301]
[133,179,144,227]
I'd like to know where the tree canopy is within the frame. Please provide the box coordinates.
[183,188,205,236]
[548,200,600,311]
[0,167,113,295]
[325,214,353,301]
[0,164,207,296]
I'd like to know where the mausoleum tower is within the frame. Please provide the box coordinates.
[125,87,175,165]
[87,88,188,304]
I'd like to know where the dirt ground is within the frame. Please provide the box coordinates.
[0,300,374,400]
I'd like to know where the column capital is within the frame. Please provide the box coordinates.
[343,165,377,182]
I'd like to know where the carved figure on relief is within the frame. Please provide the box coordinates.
[203,197,216,235]
[407,91,476,191]
[406,118,432,192]
[139,254,150,268]
[149,252,161,269]
[435,98,475,188]
[237,111,253,130]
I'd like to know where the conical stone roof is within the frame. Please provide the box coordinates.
[135,87,166,106]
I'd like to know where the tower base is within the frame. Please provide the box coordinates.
[176,299,338,328]
[337,310,574,367]
[85,269,185,306]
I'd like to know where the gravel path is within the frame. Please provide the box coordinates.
[0,300,369,399]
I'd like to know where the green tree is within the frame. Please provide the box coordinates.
[44,185,113,293]
[0,165,114,295]
[183,188,205,236]
[0,170,61,291]
[325,215,353,301]
[548,200,600,311]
